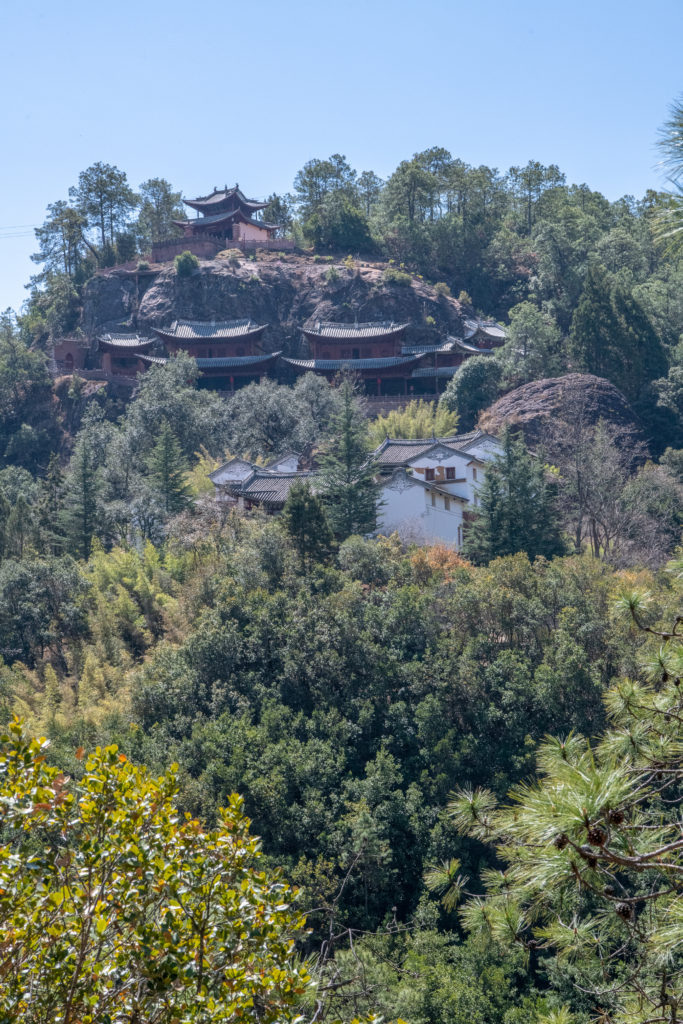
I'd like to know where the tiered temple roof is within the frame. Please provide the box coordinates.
[302,320,409,343]
[282,355,420,372]
[183,186,269,216]
[173,186,276,236]
[152,318,267,344]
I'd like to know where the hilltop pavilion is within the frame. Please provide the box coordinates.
[173,185,277,245]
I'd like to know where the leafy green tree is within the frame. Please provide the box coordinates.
[135,176,184,249]
[507,161,566,234]
[31,200,88,280]
[357,170,384,217]
[146,419,191,515]
[281,479,334,571]
[0,557,88,665]
[367,399,459,448]
[307,192,373,251]
[69,161,138,258]
[0,720,310,1023]
[502,302,564,385]
[262,192,294,236]
[317,375,378,540]
[440,356,503,431]
[293,153,358,222]
[447,564,683,1024]
[464,429,565,564]
[175,249,200,276]
[568,266,621,377]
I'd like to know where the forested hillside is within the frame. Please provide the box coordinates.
[0,105,682,1023]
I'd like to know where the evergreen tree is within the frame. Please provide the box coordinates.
[62,434,101,559]
[440,356,503,431]
[317,375,378,540]
[146,420,191,515]
[568,266,621,377]
[281,480,334,570]
[464,428,565,564]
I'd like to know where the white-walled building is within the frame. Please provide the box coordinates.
[371,430,502,549]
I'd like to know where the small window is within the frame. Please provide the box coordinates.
[431,492,436,507]
[425,468,435,481]
[472,467,478,481]
[446,466,455,480]
[444,497,450,511]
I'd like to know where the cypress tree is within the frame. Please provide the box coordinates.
[317,374,378,540]
[146,420,191,515]
[281,479,334,570]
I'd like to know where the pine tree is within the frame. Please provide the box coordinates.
[146,419,191,515]
[62,434,101,559]
[317,374,378,540]
[281,480,334,570]
[464,428,564,564]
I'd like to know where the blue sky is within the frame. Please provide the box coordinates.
[1,0,681,313]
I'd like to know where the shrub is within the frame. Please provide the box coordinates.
[325,265,339,284]
[136,260,150,272]
[434,281,452,298]
[458,289,473,306]
[174,250,199,277]
[343,254,354,268]
[425,315,436,327]
[383,267,412,287]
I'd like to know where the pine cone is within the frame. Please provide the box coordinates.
[615,902,633,920]
[587,825,607,846]
[554,833,569,850]
[607,809,625,825]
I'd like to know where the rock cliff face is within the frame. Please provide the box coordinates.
[81,254,467,356]
[478,373,647,452]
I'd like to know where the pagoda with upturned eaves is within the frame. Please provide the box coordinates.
[173,185,277,245]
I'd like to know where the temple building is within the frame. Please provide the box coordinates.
[150,318,280,390]
[282,320,420,396]
[99,332,155,377]
[210,453,314,512]
[173,185,277,245]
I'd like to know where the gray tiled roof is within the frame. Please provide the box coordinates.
[241,472,314,505]
[372,432,480,467]
[303,320,409,339]
[462,318,506,341]
[401,341,455,355]
[154,318,267,340]
[450,336,496,355]
[195,352,280,369]
[137,354,168,365]
[99,333,154,349]
[411,365,460,378]
[282,356,418,371]
[184,187,267,211]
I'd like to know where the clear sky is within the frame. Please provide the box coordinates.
[1,0,681,313]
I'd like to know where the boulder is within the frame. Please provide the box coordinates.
[478,373,647,452]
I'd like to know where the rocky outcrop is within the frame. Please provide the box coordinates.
[80,253,466,356]
[479,374,647,451]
